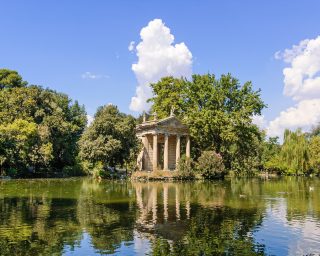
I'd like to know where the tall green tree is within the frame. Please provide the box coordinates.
[282,129,309,174]
[0,69,87,177]
[261,136,281,171]
[79,105,138,173]
[0,69,27,89]
[0,120,38,176]
[148,74,266,172]
[308,136,320,175]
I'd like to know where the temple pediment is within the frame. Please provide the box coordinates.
[136,115,189,136]
[157,116,188,129]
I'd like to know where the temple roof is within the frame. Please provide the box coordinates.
[136,115,189,136]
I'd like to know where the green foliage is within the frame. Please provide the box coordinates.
[308,136,320,175]
[81,161,108,178]
[262,136,280,164]
[261,136,281,173]
[148,74,266,173]
[79,105,138,174]
[152,238,171,256]
[196,151,226,179]
[176,155,195,179]
[266,129,309,175]
[0,69,87,177]
[62,161,85,177]
[310,123,320,137]
[0,69,27,89]
[0,119,38,177]
[281,129,309,175]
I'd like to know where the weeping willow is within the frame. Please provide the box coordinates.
[280,129,309,175]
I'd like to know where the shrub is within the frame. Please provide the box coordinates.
[62,164,85,177]
[176,155,195,179]
[196,151,226,179]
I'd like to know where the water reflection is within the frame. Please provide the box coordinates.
[0,178,320,255]
[133,181,266,255]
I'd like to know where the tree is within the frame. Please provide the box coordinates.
[268,129,310,175]
[0,69,27,89]
[0,69,87,177]
[79,105,138,173]
[310,123,320,137]
[308,136,320,175]
[261,136,281,172]
[148,74,266,173]
[0,120,38,176]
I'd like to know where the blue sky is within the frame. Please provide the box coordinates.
[1,1,320,137]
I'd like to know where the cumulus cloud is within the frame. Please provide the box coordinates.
[274,39,310,63]
[267,99,320,137]
[82,72,109,80]
[129,19,193,112]
[277,36,320,100]
[267,35,320,138]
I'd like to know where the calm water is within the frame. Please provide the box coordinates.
[0,178,320,255]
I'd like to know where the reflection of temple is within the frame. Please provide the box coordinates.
[134,182,191,241]
[136,113,190,171]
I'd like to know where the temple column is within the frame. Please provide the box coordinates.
[153,134,158,171]
[186,200,191,219]
[164,134,169,170]
[163,184,168,221]
[176,135,181,168]
[152,187,157,224]
[186,135,190,158]
[175,185,180,220]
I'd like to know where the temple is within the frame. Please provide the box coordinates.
[136,113,190,171]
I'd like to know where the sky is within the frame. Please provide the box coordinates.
[1,0,320,138]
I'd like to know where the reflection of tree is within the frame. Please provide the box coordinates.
[261,177,320,220]
[76,179,136,254]
[0,196,82,256]
[132,181,266,255]
[152,207,265,255]
[1,178,320,255]
[0,179,138,256]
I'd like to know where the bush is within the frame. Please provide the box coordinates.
[176,155,195,179]
[6,168,18,178]
[81,161,113,179]
[196,151,226,179]
[62,164,85,177]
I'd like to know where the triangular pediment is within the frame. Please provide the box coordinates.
[157,116,187,129]
[136,115,189,136]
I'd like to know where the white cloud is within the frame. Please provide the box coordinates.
[82,72,109,80]
[128,41,135,51]
[86,114,94,127]
[252,115,267,130]
[280,36,320,100]
[129,19,193,112]
[267,35,320,138]
[274,39,309,63]
[267,99,320,137]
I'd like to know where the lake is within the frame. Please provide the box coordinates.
[0,177,320,255]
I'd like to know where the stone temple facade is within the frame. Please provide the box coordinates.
[136,114,190,171]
